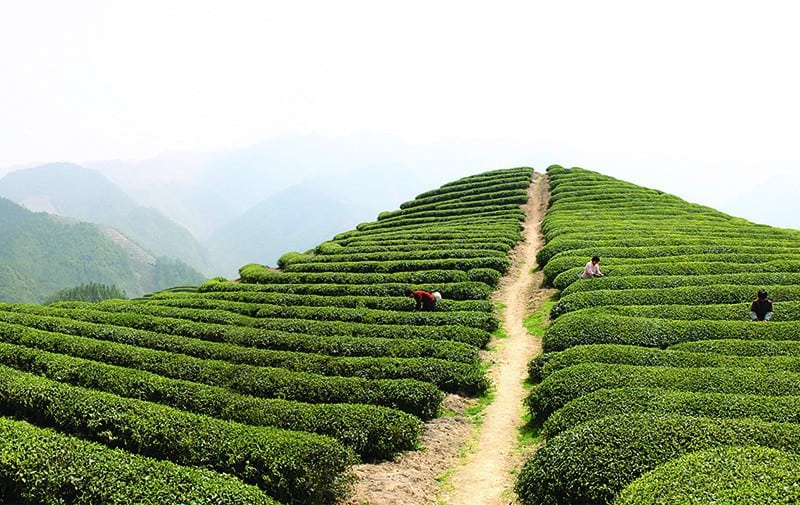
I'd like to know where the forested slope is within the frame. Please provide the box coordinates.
[0,163,213,274]
[0,198,206,302]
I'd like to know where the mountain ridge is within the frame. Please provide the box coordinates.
[0,197,206,303]
[0,163,213,275]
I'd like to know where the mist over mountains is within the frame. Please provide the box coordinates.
[87,133,532,242]
[3,132,798,292]
[1,133,527,281]
[0,163,213,274]
[81,133,534,276]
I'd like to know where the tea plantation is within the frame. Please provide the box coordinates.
[517,166,800,505]
[0,167,533,505]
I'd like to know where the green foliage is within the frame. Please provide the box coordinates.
[0,338,421,459]
[615,445,800,505]
[0,366,354,503]
[543,310,800,352]
[0,305,489,394]
[202,277,494,300]
[0,417,278,505]
[41,300,481,363]
[0,166,536,498]
[314,240,345,254]
[671,337,800,357]
[81,297,493,347]
[572,300,800,321]
[0,198,206,302]
[282,255,510,275]
[532,343,800,382]
[543,252,800,285]
[518,164,800,505]
[516,413,800,505]
[277,251,306,269]
[164,288,495,313]
[551,284,800,319]
[527,361,800,421]
[45,282,127,304]
[543,387,800,438]
[0,322,444,419]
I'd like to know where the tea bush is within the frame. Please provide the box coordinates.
[516,413,800,505]
[615,445,800,505]
[0,417,280,505]
[543,387,800,437]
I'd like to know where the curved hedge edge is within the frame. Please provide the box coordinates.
[515,413,800,505]
[0,417,279,505]
[615,445,800,505]
[542,386,800,439]
[526,362,800,421]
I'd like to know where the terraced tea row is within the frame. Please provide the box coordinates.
[0,166,534,504]
[516,166,800,505]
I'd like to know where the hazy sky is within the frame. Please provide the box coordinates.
[2,1,799,228]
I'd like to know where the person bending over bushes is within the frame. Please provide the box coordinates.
[408,289,440,311]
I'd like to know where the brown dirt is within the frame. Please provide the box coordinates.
[340,173,554,505]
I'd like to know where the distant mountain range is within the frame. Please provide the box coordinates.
[0,197,205,303]
[82,133,510,276]
[0,133,538,284]
[0,163,213,275]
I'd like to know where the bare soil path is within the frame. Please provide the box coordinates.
[342,173,553,505]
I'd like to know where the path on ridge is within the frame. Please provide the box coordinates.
[441,172,553,505]
[342,173,553,505]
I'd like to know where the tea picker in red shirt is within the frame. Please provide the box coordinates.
[750,290,773,321]
[408,289,441,311]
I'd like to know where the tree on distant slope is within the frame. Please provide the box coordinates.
[45,282,127,304]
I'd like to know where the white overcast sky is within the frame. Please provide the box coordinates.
[1,1,799,228]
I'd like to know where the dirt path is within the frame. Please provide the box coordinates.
[342,173,553,505]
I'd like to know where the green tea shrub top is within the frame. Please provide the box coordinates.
[517,413,800,505]
[615,445,800,505]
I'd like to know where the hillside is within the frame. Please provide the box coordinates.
[0,167,533,504]
[0,163,214,275]
[88,133,507,241]
[0,197,206,302]
[207,184,364,275]
[517,165,800,505]
[1,164,797,504]
[5,157,452,279]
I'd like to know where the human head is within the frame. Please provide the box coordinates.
[758,289,768,299]
[591,256,600,264]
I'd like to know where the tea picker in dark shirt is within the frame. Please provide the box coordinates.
[750,290,773,321]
